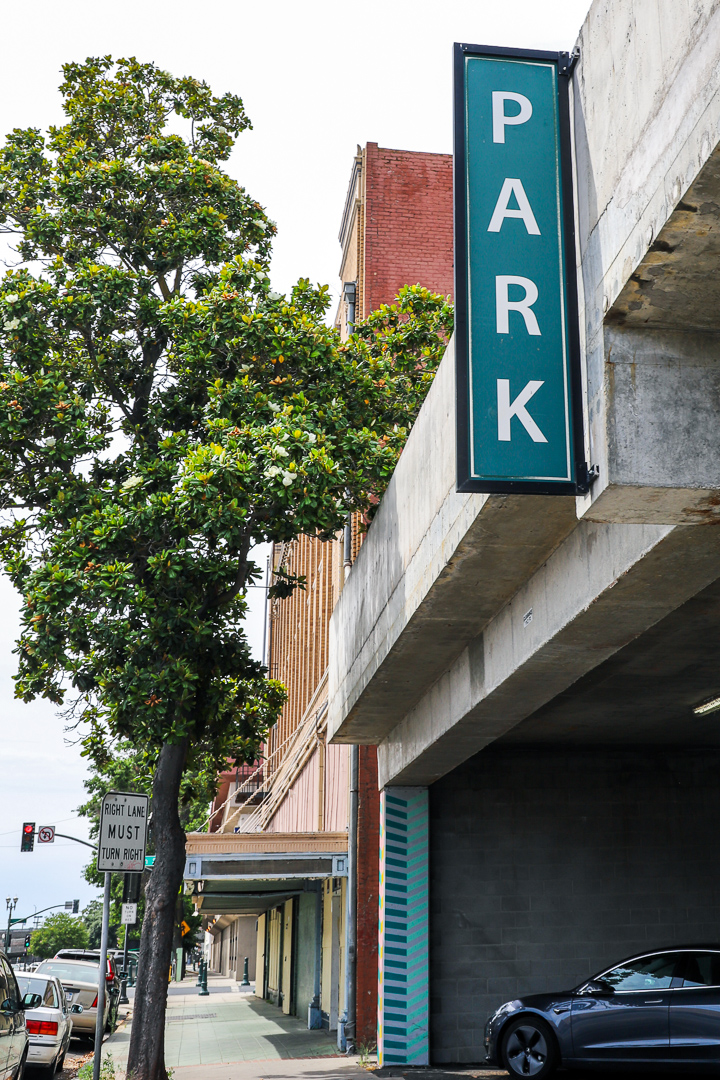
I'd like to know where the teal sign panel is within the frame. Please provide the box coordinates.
[454,44,587,494]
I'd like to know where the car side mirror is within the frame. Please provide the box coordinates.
[579,979,610,995]
[22,993,42,1009]
[71,1003,84,1014]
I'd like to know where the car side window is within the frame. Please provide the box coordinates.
[601,953,679,992]
[43,981,58,1008]
[682,952,720,988]
[0,963,9,1008]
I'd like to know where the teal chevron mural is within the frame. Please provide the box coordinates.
[378,786,429,1066]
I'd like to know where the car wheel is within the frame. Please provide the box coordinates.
[502,1016,558,1079]
[56,1047,66,1071]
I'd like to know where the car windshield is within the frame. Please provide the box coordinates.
[36,962,99,984]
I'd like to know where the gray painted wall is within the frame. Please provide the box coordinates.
[429,747,720,1065]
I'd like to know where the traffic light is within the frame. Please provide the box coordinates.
[24,934,31,948]
[72,900,79,914]
[21,823,35,852]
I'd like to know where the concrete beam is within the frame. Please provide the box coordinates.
[377,521,720,788]
[328,340,578,745]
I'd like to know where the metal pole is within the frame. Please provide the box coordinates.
[344,745,359,1051]
[93,872,111,1080]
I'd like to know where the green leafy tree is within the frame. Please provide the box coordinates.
[81,898,104,948]
[29,912,89,959]
[0,57,452,1080]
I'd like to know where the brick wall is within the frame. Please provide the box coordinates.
[356,745,380,1047]
[429,747,720,1065]
[362,142,453,317]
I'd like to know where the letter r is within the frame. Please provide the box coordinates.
[496,276,541,336]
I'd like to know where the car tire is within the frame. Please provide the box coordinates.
[502,1016,558,1079]
[56,1048,66,1072]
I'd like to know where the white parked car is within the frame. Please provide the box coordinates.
[15,973,81,1074]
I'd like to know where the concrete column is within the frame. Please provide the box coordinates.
[378,787,429,1066]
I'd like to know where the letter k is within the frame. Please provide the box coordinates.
[497,379,547,442]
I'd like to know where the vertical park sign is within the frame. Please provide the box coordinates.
[454,44,588,494]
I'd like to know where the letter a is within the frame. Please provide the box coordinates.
[488,179,540,235]
[497,380,547,443]
[496,276,541,335]
[492,92,533,143]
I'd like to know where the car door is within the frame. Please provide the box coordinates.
[0,959,24,1075]
[0,961,12,1079]
[669,950,720,1062]
[571,952,681,1063]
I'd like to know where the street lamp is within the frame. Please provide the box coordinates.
[5,896,19,952]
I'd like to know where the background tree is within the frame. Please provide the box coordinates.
[81,899,109,949]
[29,912,89,959]
[0,57,452,1080]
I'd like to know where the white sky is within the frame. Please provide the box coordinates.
[0,0,591,921]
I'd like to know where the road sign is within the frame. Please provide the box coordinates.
[121,903,137,925]
[97,791,149,873]
[144,855,155,869]
[454,43,586,495]
[180,920,191,937]
[38,826,55,844]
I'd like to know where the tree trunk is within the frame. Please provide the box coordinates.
[126,738,189,1080]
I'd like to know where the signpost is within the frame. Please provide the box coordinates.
[95,792,149,1080]
[454,43,591,495]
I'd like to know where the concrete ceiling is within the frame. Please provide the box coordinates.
[607,145,720,332]
[499,575,720,746]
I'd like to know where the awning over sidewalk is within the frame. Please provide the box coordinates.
[184,831,348,915]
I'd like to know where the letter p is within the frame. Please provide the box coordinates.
[492,92,533,143]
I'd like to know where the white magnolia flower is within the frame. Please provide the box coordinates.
[265,465,281,479]
[4,318,20,331]
[274,446,289,458]
[268,403,281,413]
[4,294,19,304]
[268,291,283,301]
[306,432,317,444]
[282,471,295,486]
[121,474,143,491]
[43,437,56,449]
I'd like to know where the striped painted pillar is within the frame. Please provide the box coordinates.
[378,786,429,1066]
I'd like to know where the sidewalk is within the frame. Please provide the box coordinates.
[103,973,367,1078]
[103,973,512,1079]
